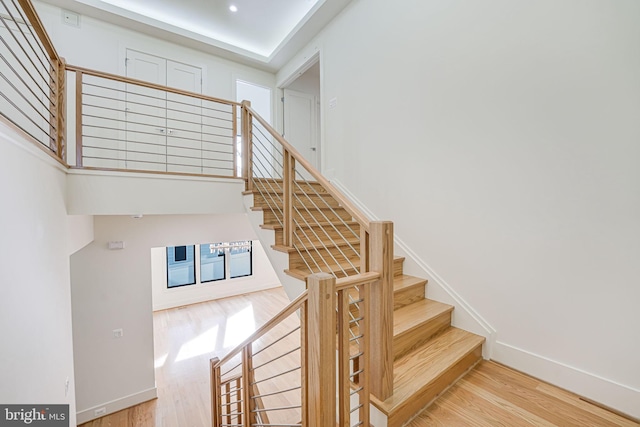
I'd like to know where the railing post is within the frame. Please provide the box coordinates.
[283,150,294,247]
[241,100,252,191]
[241,343,255,426]
[232,104,238,177]
[57,58,67,162]
[306,273,336,427]
[210,358,221,427]
[368,221,394,401]
[75,71,83,167]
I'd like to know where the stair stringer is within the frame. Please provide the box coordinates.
[330,179,496,359]
[243,193,306,300]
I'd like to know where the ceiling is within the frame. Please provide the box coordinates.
[39,0,352,71]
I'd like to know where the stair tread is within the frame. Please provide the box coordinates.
[373,327,485,414]
[393,274,427,293]
[393,299,453,338]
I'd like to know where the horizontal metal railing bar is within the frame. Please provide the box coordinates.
[251,346,301,370]
[350,351,364,360]
[0,50,52,108]
[247,105,371,231]
[81,133,234,155]
[349,334,364,342]
[0,106,53,149]
[351,368,364,377]
[82,88,234,119]
[3,0,51,72]
[0,87,52,140]
[82,101,234,132]
[252,405,301,413]
[252,326,301,357]
[250,385,301,400]
[0,33,54,94]
[7,0,51,63]
[220,361,242,378]
[350,386,364,396]
[251,425,301,427]
[220,388,241,397]
[0,69,54,126]
[220,399,243,407]
[14,0,59,61]
[349,316,364,325]
[70,165,240,180]
[83,80,236,116]
[67,63,241,107]
[214,291,307,368]
[251,366,301,386]
[82,121,234,146]
[350,404,363,414]
[221,411,242,418]
[81,155,235,172]
[0,9,53,87]
[83,121,233,144]
[81,142,232,160]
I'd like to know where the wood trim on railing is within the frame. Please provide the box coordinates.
[75,70,83,167]
[241,100,252,191]
[210,357,221,427]
[244,105,371,231]
[306,273,336,427]
[16,0,59,62]
[283,150,294,247]
[241,344,254,426]
[368,221,395,401]
[337,289,350,425]
[335,271,381,291]
[57,58,67,160]
[64,64,240,107]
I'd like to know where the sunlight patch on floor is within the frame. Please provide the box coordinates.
[223,304,255,349]
[175,325,219,362]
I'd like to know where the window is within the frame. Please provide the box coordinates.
[229,241,252,278]
[201,243,226,283]
[166,245,196,288]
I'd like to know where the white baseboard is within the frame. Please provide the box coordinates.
[76,387,157,424]
[493,341,640,420]
[330,179,496,356]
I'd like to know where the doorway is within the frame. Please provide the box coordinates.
[282,59,321,173]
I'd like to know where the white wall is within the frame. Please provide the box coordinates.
[70,213,276,422]
[67,169,245,215]
[151,240,280,311]
[279,0,640,419]
[0,119,77,425]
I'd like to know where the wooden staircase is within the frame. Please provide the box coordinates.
[246,180,485,426]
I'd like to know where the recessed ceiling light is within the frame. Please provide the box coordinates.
[229,5,238,12]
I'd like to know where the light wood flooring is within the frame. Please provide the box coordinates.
[80,287,638,427]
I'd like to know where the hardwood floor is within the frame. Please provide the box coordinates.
[79,288,638,427]
[407,361,638,427]
[79,287,292,427]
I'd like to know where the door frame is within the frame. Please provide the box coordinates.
[278,51,323,174]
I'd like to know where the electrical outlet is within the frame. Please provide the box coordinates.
[94,407,106,416]
[113,328,123,338]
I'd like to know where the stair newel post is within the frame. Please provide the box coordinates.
[306,273,337,427]
[368,221,394,401]
[360,225,369,273]
[210,358,221,427]
[75,70,83,167]
[241,343,255,426]
[241,100,253,191]
[283,150,294,247]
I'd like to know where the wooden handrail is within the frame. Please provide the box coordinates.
[16,0,59,62]
[64,64,241,107]
[213,290,309,369]
[244,104,371,232]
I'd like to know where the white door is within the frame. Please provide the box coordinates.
[283,88,319,173]
[125,50,203,173]
[125,49,168,171]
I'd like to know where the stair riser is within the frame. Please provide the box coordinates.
[393,284,426,310]
[394,312,452,360]
[386,345,483,427]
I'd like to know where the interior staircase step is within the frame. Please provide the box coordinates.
[393,299,453,360]
[372,327,485,427]
[393,275,427,310]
